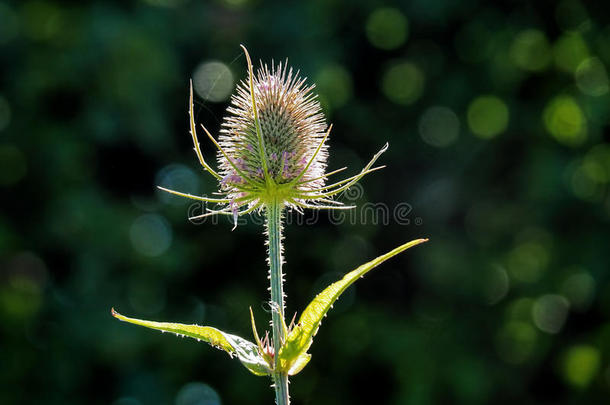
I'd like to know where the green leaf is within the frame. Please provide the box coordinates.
[278,238,428,374]
[111,309,272,376]
[287,352,311,376]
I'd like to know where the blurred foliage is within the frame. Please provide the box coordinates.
[1,0,609,404]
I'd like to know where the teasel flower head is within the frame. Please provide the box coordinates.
[158,46,388,227]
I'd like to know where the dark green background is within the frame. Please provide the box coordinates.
[1,0,609,404]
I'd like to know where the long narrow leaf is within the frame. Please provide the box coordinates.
[278,238,428,374]
[112,309,271,376]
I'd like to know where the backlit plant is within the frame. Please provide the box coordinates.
[112,46,427,405]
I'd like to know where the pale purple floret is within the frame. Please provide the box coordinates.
[281,152,291,179]
[236,158,248,170]
[257,76,276,92]
[222,173,244,186]
[282,166,290,179]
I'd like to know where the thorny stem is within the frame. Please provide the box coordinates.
[265,200,289,405]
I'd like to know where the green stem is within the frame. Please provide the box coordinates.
[265,200,289,405]
[273,373,289,405]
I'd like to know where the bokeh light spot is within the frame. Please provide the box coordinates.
[506,297,535,321]
[510,29,551,72]
[532,294,570,334]
[0,144,27,186]
[507,242,549,283]
[156,164,200,206]
[129,214,172,257]
[569,160,604,201]
[575,57,609,96]
[418,106,460,147]
[581,159,607,186]
[381,62,424,105]
[553,32,589,73]
[562,345,600,389]
[175,382,221,405]
[365,8,409,51]
[193,61,234,103]
[315,64,353,109]
[543,96,587,147]
[584,144,610,183]
[467,96,509,139]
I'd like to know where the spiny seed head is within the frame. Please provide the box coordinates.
[160,45,387,227]
[218,59,328,205]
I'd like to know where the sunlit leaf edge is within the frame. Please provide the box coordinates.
[278,238,428,373]
[111,308,271,376]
